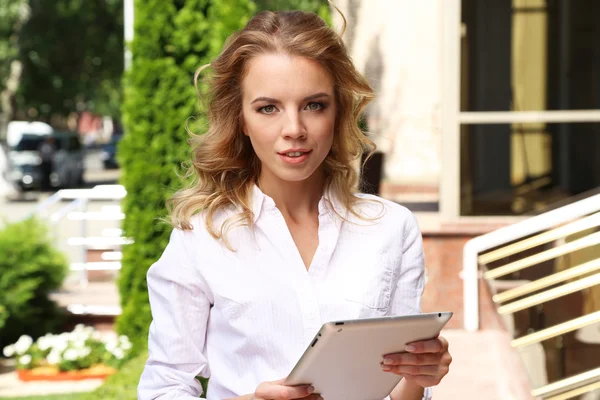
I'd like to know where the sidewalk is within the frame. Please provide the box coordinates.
[434,329,534,400]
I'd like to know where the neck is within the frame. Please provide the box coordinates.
[258,170,326,221]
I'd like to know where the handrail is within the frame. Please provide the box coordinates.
[32,191,65,217]
[30,184,127,221]
[511,310,600,348]
[546,381,600,400]
[50,197,86,223]
[493,258,600,303]
[463,192,600,331]
[531,367,600,398]
[29,185,128,286]
[478,212,600,265]
[497,271,600,314]
[483,232,600,280]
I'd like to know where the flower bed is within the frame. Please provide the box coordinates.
[3,325,132,382]
[17,364,117,381]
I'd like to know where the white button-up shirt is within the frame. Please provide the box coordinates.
[138,185,432,400]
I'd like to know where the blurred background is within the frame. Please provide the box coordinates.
[1,0,599,399]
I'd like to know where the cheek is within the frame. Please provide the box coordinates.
[244,117,278,153]
[315,118,335,149]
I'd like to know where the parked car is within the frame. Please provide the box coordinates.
[6,131,85,191]
[51,131,85,188]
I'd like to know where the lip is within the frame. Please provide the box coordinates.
[277,148,311,155]
[278,149,312,165]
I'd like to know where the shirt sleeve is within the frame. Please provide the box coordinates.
[389,211,433,400]
[138,228,212,400]
[390,210,426,317]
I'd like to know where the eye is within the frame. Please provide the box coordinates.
[258,105,278,115]
[305,102,325,111]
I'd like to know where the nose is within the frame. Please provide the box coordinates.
[281,111,306,140]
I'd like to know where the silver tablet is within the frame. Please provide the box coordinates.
[285,312,453,400]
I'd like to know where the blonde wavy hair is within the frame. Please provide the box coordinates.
[167,6,377,242]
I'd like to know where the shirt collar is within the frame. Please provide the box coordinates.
[250,183,345,224]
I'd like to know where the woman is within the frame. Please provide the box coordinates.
[138,7,452,400]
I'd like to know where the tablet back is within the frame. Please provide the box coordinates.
[285,312,453,400]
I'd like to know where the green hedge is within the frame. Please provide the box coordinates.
[0,217,68,350]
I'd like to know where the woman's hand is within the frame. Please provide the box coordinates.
[380,335,452,388]
[250,378,322,400]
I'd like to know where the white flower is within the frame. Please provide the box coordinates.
[19,354,32,366]
[119,335,130,343]
[78,347,91,358]
[64,349,78,361]
[47,350,61,365]
[112,348,124,360]
[14,335,33,355]
[37,336,52,351]
[74,324,85,332]
[105,340,117,353]
[52,337,69,352]
[3,345,16,358]
[121,341,132,351]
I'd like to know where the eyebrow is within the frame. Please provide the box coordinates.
[250,92,331,104]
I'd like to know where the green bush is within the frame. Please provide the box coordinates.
[0,217,68,351]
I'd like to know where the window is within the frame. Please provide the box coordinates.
[441,0,600,218]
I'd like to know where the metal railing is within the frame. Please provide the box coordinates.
[32,184,128,286]
[463,192,600,399]
[462,192,600,331]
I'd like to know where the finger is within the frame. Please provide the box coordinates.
[406,336,448,354]
[402,373,442,387]
[382,364,439,376]
[382,352,442,366]
[299,395,324,400]
[275,380,315,399]
[256,382,315,400]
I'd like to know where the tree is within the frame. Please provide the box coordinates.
[15,0,124,121]
[254,0,331,22]
[0,0,29,141]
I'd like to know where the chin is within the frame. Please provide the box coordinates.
[276,173,314,183]
[273,168,320,183]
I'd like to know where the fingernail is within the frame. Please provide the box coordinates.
[406,345,416,352]
[381,365,391,371]
[307,386,315,394]
[383,357,394,365]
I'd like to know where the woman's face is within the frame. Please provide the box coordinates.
[241,53,336,186]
